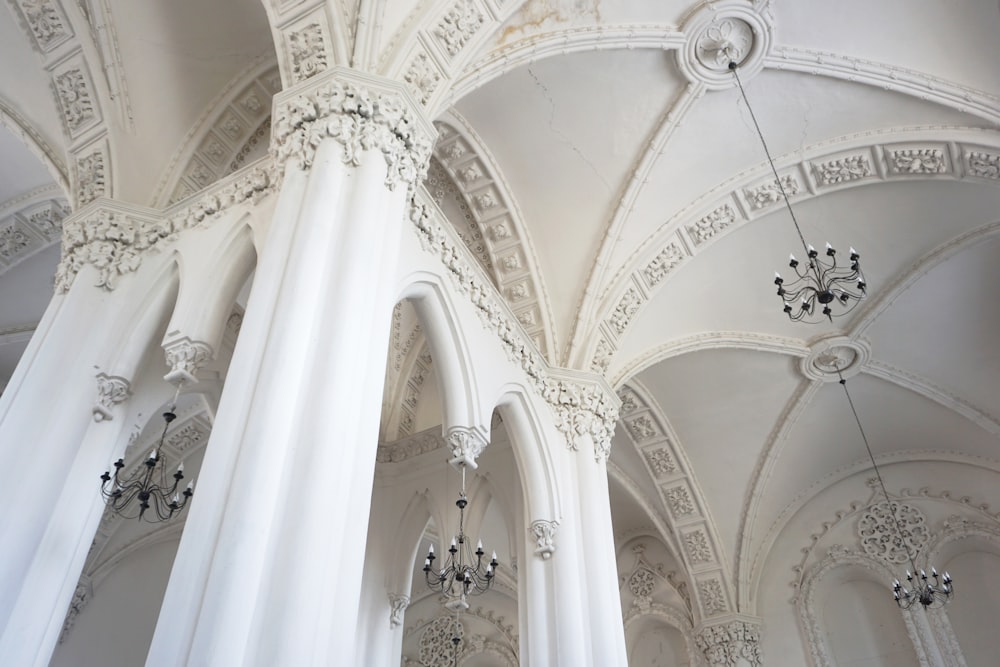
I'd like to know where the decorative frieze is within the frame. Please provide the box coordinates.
[696,578,728,616]
[92,372,129,422]
[887,147,947,174]
[54,68,96,134]
[687,204,736,245]
[165,422,208,452]
[665,485,696,518]
[403,52,441,106]
[163,338,213,386]
[812,155,872,185]
[75,150,107,206]
[15,0,72,52]
[627,415,658,440]
[529,519,557,559]
[288,23,328,82]
[743,175,799,210]
[272,73,433,191]
[591,336,613,373]
[696,619,762,666]
[967,150,1000,179]
[643,447,676,476]
[376,432,442,463]
[683,529,713,564]
[0,224,31,261]
[434,0,484,57]
[608,286,643,336]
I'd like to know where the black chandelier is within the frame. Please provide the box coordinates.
[728,57,867,322]
[837,370,953,609]
[100,407,194,522]
[422,463,499,606]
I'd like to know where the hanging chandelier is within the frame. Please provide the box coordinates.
[727,56,867,322]
[422,463,499,608]
[837,370,953,609]
[100,406,194,522]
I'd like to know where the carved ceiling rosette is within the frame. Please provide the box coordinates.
[857,500,930,564]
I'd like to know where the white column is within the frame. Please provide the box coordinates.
[146,68,432,667]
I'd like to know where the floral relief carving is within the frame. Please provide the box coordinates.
[17,0,70,51]
[446,426,487,467]
[888,148,947,174]
[92,372,129,421]
[76,151,107,206]
[0,224,31,260]
[628,567,656,603]
[813,155,872,185]
[856,501,929,564]
[288,23,328,82]
[591,337,613,373]
[643,243,684,286]
[697,578,728,616]
[644,447,676,476]
[55,69,95,132]
[435,0,484,57]
[684,530,713,564]
[272,78,432,190]
[27,201,69,239]
[540,379,618,461]
[403,52,441,106]
[617,389,638,414]
[609,287,643,336]
[967,151,1000,179]
[696,619,762,666]
[419,615,464,665]
[743,175,799,210]
[388,593,409,628]
[530,519,557,559]
[687,204,736,245]
[163,338,213,385]
[56,166,273,293]
[627,415,658,440]
[665,486,696,517]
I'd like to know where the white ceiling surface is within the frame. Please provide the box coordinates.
[0,128,55,205]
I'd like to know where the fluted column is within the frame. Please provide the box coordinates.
[146,67,433,667]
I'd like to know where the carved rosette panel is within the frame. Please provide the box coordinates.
[272,73,433,191]
[857,501,929,564]
[628,567,656,608]
[695,620,763,667]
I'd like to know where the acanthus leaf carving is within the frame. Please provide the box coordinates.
[55,68,96,133]
[76,150,107,206]
[695,619,762,666]
[93,372,130,422]
[288,23,328,82]
[16,0,71,51]
[446,426,488,469]
[163,338,213,386]
[403,52,441,106]
[530,519,557,559]
[434,0,484,57]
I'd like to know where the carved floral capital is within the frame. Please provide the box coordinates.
[388,593,410,628]
[93,372,130,421]
[446,426,488,469]
[695,618,763,667]
[163,338,213,386]
[530,519,558,559]
[272,69,434,190]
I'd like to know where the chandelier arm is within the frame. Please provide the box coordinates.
[837,370,922,578]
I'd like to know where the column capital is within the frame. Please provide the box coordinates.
[541,368,620,463]
[445,425,488,469]
[271,68,436,191]
[695,615,763,667]
[92,372,130,421]
[529,519,558,560]
[163,337,213,386]
[387,593,410,628]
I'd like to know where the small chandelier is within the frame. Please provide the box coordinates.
[422,463,499,607]
[728,56,868,322]
[100,407,194,522]
[837,370,953,609]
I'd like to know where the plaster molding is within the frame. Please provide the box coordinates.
[388,593,410,628]
[55,162,274,293]
[590,130,1000,379]
[446,425,488,469]
[376,430,444,464]
[271,67,435,191]
[57,574,91,644]
[695,617,763,667]
[0,193,69,275]
[408,192,619,460]
[529,519,557,559]
[163,338,214,386]
[677,0,773,90]
[92,371,129,421]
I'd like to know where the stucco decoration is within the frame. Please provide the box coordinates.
[418,615,464,665]
[92,372,130,421]
[677,0,772,90]
[388,593,409,628]
[530,519,557,559]
[271,70,433,190]
[446,426,488,469]
[163,338,214,386]
[857,501,930,564]
[695,619,763,666]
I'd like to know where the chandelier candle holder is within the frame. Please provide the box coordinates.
[423,463,499,609]
[100,407,194,522]
[727,56,868,323]
[837,368,954,609]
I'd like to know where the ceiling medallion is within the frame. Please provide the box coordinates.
[678,1,771,90]
[800,336,870,383]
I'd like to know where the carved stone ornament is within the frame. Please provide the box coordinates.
[628,567,656,607]
[530,519,557,559]
[967,150,1000,180]
[695,619,763,666]
[688,204,736,246]
[678,2,772,90]
[271,72,433,191]
[743,175,800,211]
[446,426,488,469]
[163,338,213,386]
[888,148,947,174]
[387,593,409,628]
[434,0,484,57]
[404,52,441,106]
[643,242,684,287]
[608,286,643,336]
[697,578,728,616]
[55,68,96,133]
[540,378,619,462]
[55,166,273,293]
[857,500,930,564]
[93,372,130,421]
[288,23,328,82]
[800,335,871,383]
[813,155,873,186]
[76,150,107,206]
[419,615,464,666]
[15,0,71,52]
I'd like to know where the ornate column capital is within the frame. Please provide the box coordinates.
[695,616,763,667]
[388,593,410,628]
[271,68,436,191]
[541,369,620,463]
[92,372,130,421]
[163,337,213,386]
[445,425,488,469]
[529,519,558,560]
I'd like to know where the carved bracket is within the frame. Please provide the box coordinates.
[530,519,558,560]
[92,372,130,421]
[163,338,213,386]
[446,426,488,469]
[388,593,410,628]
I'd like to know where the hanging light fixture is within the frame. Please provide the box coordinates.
[100,405,194,522]
[727,55,868,322]
[837,369,953,609]
[422,462,499,608]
